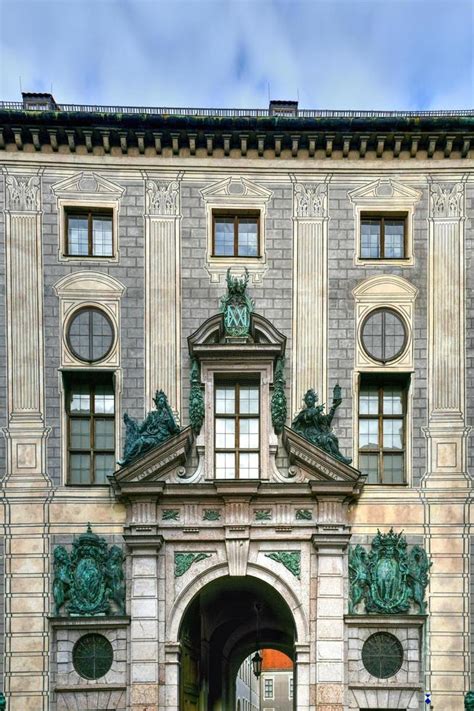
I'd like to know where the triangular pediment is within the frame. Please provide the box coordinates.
[283,427,365,494]
[348,178,421,205]
[51,171,125,199]
[200,176,272,203]
[110,427,193,495]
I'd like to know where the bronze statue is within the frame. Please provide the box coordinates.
[291,386,351,464]
[52,547,71,616]
[105,545,126,615]
[119,390,180,466]
[465,691,474,711]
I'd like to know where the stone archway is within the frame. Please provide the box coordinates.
[177,575,298,711]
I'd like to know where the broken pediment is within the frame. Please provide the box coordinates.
[200,176,272,204]
[283,427,365,496]
[348,178,421,206]
[51,171,125,199]
[110,427,193,496]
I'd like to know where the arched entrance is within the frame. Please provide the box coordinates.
[178,576,297,711]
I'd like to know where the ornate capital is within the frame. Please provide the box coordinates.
[294,183,327,218]
[146,180,179,215]
[430,181,464,218]
[6,173,40,211]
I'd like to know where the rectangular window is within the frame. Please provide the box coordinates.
[358,376,408,485]
[360,214,406,260]
[264,678,274,700]
[65,208,113,257]
[65,373,115,485]
[213,212,260,257]
[214,379,260,479]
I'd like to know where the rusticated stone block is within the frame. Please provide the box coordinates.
[317,683,344,704]
[131,683,158,704]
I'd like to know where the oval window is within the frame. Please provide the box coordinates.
[67,308,114,363]
[72,633,113,680]
[361,308,407,363]
[362,631,403,679]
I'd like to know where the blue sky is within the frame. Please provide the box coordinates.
[1,0,473,110]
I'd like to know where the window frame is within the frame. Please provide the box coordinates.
[66,306,115,365]
[212,210,261,258]
[65,372,116,487]
[360,307,408,365]
[65,206,114,258]
[263,676,274,700]
[358,375,409,486]
[360,212,407,261]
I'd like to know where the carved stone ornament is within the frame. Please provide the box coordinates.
[349,528,432,615]
[296,509,312,521]
[430,182,464,218]
[220,267,254,338]
[175,552,212,577]
[271,357,287,434]
[465,691,474,711]
[162,509,179,521]
[265,551,301,579]
[203,509,221,521]
[6,174,39,211]
[119,389,180,467]
[294,183,327,218]
[189,358,205,435]
[52,524,125,617]
[291,385,351,464]
[146,180,179,215]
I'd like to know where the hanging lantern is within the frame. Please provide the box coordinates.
[252,650,262,678]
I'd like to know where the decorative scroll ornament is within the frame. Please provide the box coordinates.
[265,551,301,579]
[146,180,179,215]
[52,524,125,616]
[465,691,474,711]
[430,182,464,218]
[119,389,180,466]
[175,552,212,577]
[189,358,205,435]
[349,529,432,615]
[294,183,327,218]
[220,267,254,338]
[291,385,351,464]
[6,174,39,211]
[271,357,287,434]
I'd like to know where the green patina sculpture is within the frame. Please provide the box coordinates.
[265,551,301,579]
[119,389,180,466]
[271,357,287,434]
[295,509,312,521]
[349,529,431,615]
[0,692,5,710]
[203,509,221,521]
[255,509,272,521]
[220,267,254,338]
[465,691,474,711]
[53,524,125,617]
[175,552,212,577]
[189,359,205,435]
[291,385,351,464]
[162,509,180,521]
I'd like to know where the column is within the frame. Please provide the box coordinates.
[423,180,470,710]
[292,182,328,415]
[144,179,181,415]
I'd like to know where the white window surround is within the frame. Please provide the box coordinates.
[200,176,272,284]
[348,178,422,266]
[263,676,275,700]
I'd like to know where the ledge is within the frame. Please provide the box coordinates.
[50,615,130,629]
[55,683,126,692]
[344,614,427,627]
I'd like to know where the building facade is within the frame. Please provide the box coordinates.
[0,94,473,711]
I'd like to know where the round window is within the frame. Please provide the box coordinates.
[67,308,114,363]
[362,632,403,679]
[361,308,407,363]
[72,633,113,680]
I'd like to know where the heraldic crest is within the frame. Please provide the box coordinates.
[349,528,431,615]
[220,267,254,338]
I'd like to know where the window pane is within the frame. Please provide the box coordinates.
[383,387,403,415]
[92,216,113,256]
[215,387,235,414]
[239,418,259,449]
[215,452,235,478]
[70,419,90,448]
[68,216,88,255]
[69,453,90,484]
[361,311,384,360]
[383,312,406,360]
[239,452,259,479]
[214,218,234,256]
[359,419,378,449]
[384,220,404,258]
[359,453,379,484]
[215,418,235,449]
[239,386,259,414]
[237,219,258,257]
[91,310,113,361]
[94,453,115,484]
[383,453,404,483]
[359,386,378,415]
[383,419,403,449]
[94,419,115,450]
[68,311,92,361]
[361,220,381,258]
[95,385,115,414]
[70,385,91,413]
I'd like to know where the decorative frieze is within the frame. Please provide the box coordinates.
[162,509,180,521]
[202,509,220,521]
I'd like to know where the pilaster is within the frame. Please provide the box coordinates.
[292,181,329,415]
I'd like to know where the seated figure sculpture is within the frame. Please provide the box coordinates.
[291,386,352,464]
[119,390,180,466]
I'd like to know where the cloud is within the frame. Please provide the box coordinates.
[0,0,472,109]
